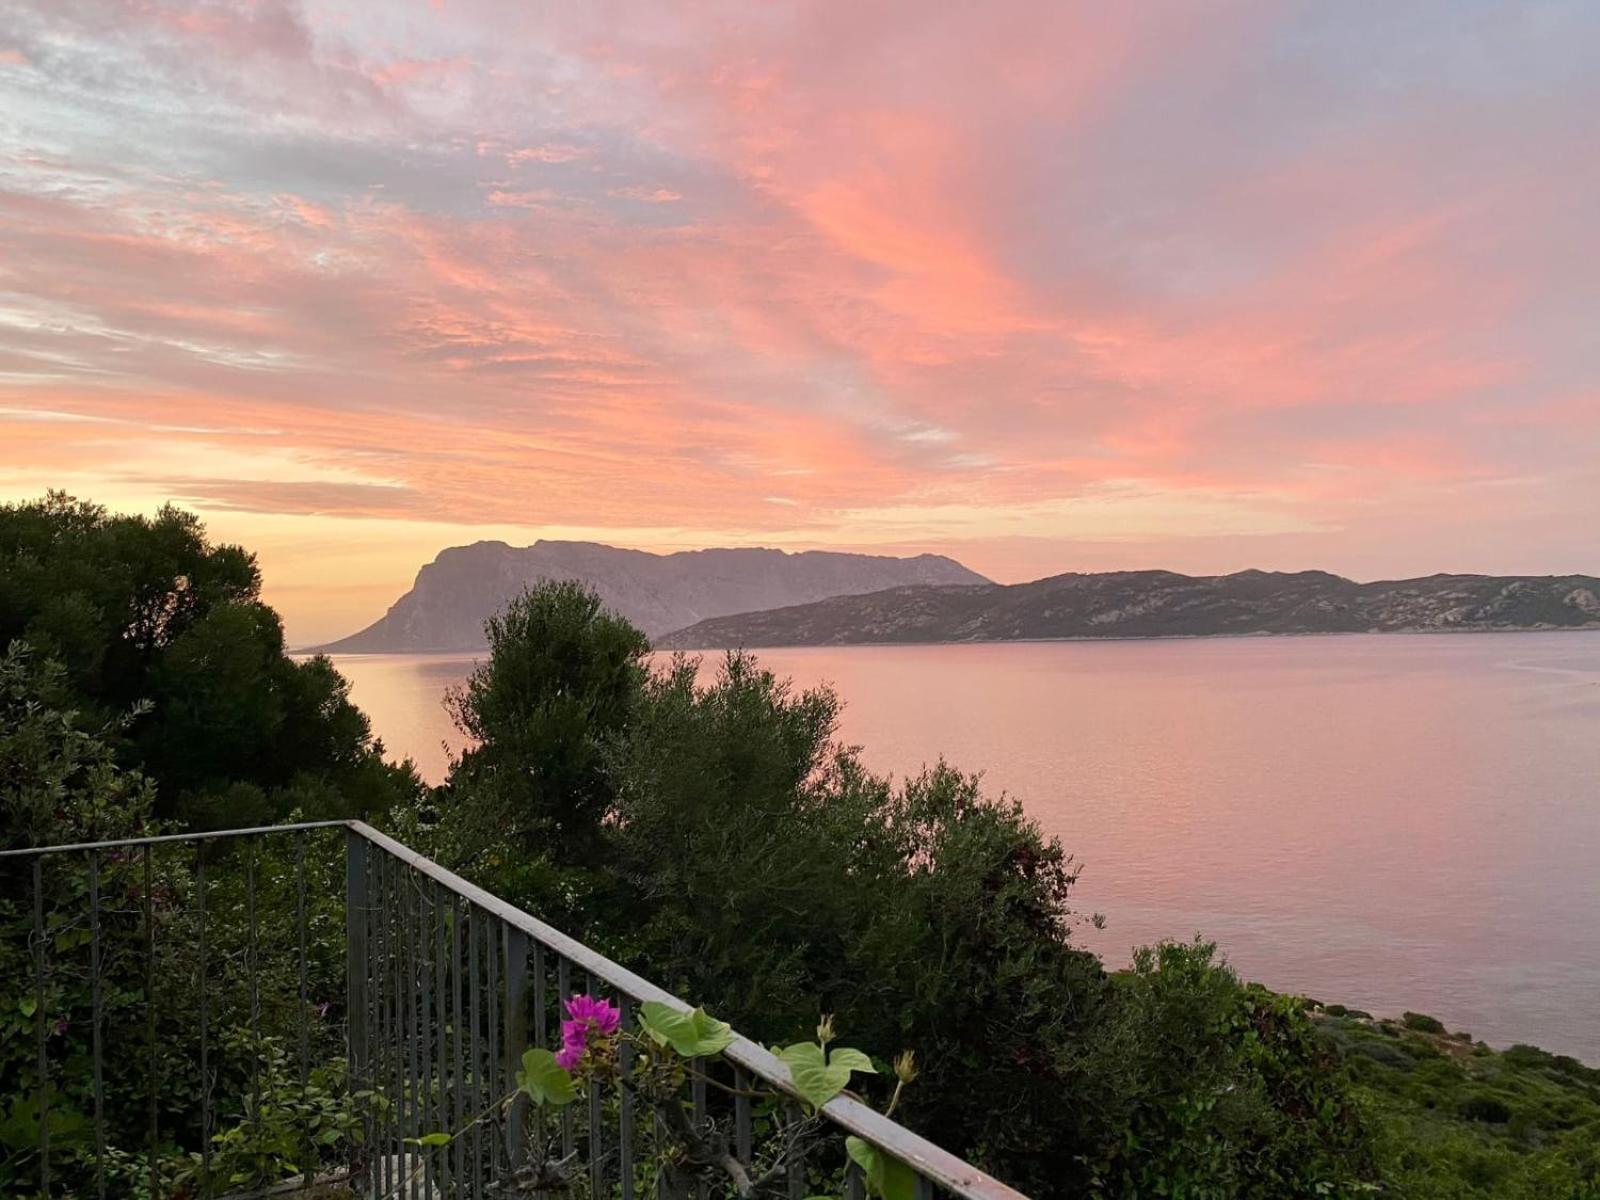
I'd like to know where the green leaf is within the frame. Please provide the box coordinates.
[846,1136,918,1200]
[515,1048,577,1107]
[827,1047,877,1076]
[777,1041,873,1111]
[637,1002,735,1058]
[19,997,36,1018]
[407,1132,452,1147]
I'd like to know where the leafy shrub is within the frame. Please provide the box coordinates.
[1352,1040,1415,1071]
[1458,1093,1515,1124]
[1403,1012,1447,1035]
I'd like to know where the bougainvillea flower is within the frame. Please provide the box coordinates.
[555,993,621,1071]
[565,994,621,1036]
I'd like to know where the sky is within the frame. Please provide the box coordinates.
[2,1,1599,645]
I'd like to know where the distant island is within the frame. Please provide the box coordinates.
[312,540,988,652]
[656,569,1600,648]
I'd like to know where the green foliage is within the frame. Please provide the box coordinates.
[846,1136,918,1200]
[1321,1013,1600,1198]
[448,580,649,859]
[636,1002,736,1058]
[0,493,418,828]
[187,1033,367,1193]
[0,640,156,853]
[776,1042,875,1112]
[1403,1011,1448,1035]
[517,1048,579,1107]
[1076,940,1372,1199]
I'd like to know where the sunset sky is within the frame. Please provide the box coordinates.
[3,2,1598,644]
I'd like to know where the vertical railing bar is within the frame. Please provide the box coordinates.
[370,849,385,1200]
[691,1061,708,1200]
[418,878,435,1200]
[587,971,604,1200]
[557,956,574,1159]
[845,1162,866,1200]
[532,942,547,1045]
[451,892,465,1190]
[406,868,423,1199]
[144,845,158,1200]
[90,851,107,1200]
[247,837,260,1119]
[33,855,50,1196]
[344,829,369,1198]
[786,1100,805,1200]
[618,994,635,1200]
[532,940,548,1177]
[467,902,483,1199]
[379,851,395,1200]
[503,925,530,1171]
[297,832,312,1187]
[914,1174,935,1200]
[432,879,451,1194]
[197,846,213,1199]
[734,1066,753,1164]
[363,842,378,1200]
[485,914,501,1182]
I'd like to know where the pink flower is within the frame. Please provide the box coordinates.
[555,993,620,1071]
[565,994,621,1036]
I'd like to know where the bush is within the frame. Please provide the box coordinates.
[1353,1040,1416,1071]
[1403,1012,1447,1035]
[1458,1093,1515,1124]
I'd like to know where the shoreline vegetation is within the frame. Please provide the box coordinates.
[4,495,1597,1198]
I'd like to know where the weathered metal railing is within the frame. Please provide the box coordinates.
[2,821,1028,1200]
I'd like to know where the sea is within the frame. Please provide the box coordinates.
[326,631,1600,1059]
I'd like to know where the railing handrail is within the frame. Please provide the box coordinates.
[8,819,1030,1200]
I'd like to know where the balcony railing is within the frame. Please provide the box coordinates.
[2,821,1029,1200]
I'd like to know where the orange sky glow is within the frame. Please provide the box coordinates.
[2,2,1598,643]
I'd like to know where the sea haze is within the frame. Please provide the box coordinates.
[328,631,1600,1060]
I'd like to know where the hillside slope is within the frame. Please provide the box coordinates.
[657,569,1600,647]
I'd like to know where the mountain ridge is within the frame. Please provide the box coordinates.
[311,539,990,652]
[655,568,1600,648]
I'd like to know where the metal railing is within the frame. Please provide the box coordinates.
[2,821,1029,1200]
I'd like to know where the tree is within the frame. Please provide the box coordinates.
[0,494,417,827]
[447,580,649,867]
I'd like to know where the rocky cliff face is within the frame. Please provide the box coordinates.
[656,570,1600,648]
[312,541,989,651]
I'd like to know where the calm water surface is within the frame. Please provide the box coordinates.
[329,633,1600,1059]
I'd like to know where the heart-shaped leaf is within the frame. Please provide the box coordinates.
[777,1042,876,1111]
[637,1002,735,1058]
[406,1132,452,1147]
[846,1136,918,1200]
[516,1047,577,1107]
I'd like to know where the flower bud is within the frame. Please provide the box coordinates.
[893,1050,918,1085]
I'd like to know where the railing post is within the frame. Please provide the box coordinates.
[345,828,370,1176]
[503,926,529,1169]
